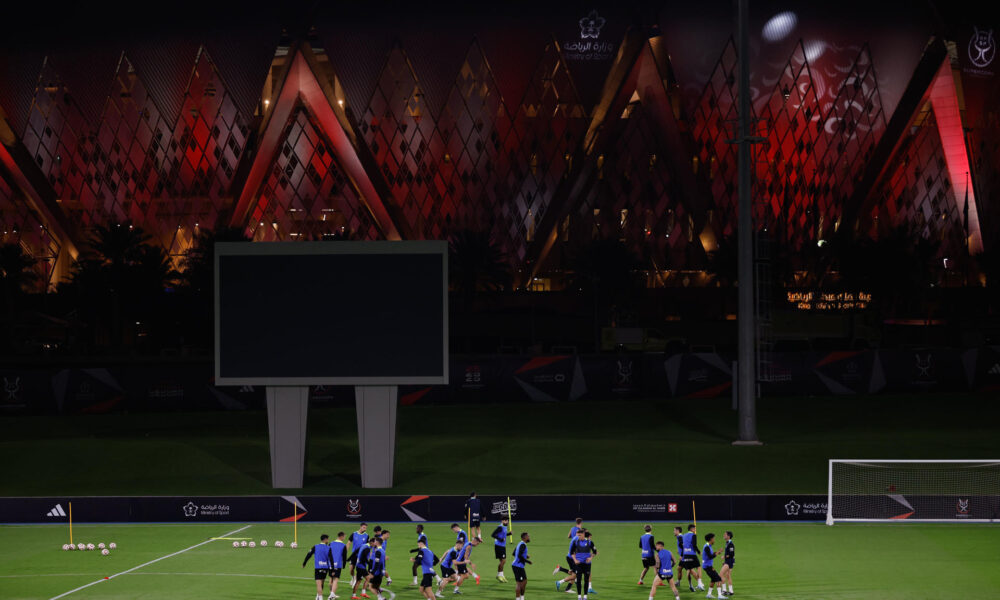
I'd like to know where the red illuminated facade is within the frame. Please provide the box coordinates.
[0,8,996,289]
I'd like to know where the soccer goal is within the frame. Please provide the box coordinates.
[827,459,1000,524]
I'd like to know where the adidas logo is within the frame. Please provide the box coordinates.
[989,364,1000,375]
[46,504,67,517]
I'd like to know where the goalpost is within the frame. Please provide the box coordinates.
[827,459,1000,524]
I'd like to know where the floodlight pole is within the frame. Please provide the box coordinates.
[734,0,761,445]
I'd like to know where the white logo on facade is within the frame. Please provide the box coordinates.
[616,360,633,385]
[957,498,970,514]
[491,499,518,516]
[182,501,199,517]
[4,377,21,401]
[969,27,996,68]
[46,503,67,517]
[579,10,606,39]
[915,354,932,378]
[784,500,801,516]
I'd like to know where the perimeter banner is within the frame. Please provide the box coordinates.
[0,494,832,523]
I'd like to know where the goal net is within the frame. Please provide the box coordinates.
[827,460,1000,524]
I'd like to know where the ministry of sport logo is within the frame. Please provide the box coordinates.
[182,501,199,517]
[784,500,801,516]
[579,10,606,39]
[969,27,996,69]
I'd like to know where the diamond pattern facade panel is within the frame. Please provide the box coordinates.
[866,110,966,259]
[0,174,61,286]
[0,28,988,283]
[246,103,379,242]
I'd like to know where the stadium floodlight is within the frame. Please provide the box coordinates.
[827,459,1000,524]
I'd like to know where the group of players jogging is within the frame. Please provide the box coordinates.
[302,497,735,600]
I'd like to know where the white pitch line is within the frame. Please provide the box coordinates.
[122,571,311,580]
[0,574,90,579]
[48,524,251,600]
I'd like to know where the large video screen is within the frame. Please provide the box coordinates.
[215,241,447,385]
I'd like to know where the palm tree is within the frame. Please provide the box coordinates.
[61,222,178,350]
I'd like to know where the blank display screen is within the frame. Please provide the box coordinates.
[216,242,446,385]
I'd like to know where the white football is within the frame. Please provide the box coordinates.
[240,541,247,547]
[233,541,240,548]
[275,540,284,548]
[77,543,86,550]
[101,549,110,556]
[248,541,255,548]
[86,543,95,551]
[109,543,117,550]
[260,540,267,546]
[62,544,70,550]
[98,543,106,549]
[290,542,298,549]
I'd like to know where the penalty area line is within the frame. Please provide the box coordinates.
[48,524,252,600]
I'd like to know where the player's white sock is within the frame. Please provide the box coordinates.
[413,577,419,585]
[728,584,733,593]
[698,579,704,587]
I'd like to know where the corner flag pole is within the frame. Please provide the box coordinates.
[69,501,73,545]
[294,502,298,546]
[692,500,697,530]
[467,506,471,538]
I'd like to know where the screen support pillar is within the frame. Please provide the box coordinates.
[266,386,309,488]
[355,385,398,488]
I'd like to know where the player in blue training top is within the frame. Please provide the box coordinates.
[352,538,375,600]
[720,531,734,597]
[465,492,483,541]
[648,541,680,600]
[349,523,370,585]
[679,524,704,592]
[701,533,724,599]
[491,516,510,582]
[326,531,348,600]
[436,540,463,597]
[367,537,387,600]
[454,536,482,591]
[672,527,685,584]
[411,525,431,586]
[451,523,469,545]
[568,527,595,600]
[637,524,656,585]
[379,529,392,585]
[552,519,583,586]
[303,534,336,600]
[512,532,532,600]
[412,539,439,600]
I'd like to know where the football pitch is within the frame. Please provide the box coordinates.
[1,521,997,600]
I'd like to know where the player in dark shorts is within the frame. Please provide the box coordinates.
[328,531,348,599]
[352,538,375,600]
[303,534,335,600]
[701,533,724,599]
[512,532,532,600]
[412,540,438,600]
[411,524,431,586]
[465,492,483,541]
[648,541,680,600]
[453,537,481,591]
[638,524,655,585]
[720,531,734,597]
[491,517,510,582]
[679,524,703,592]
[569,527,595,600]
[554,534,578,591]
[436,541,463,597]
[349,523,369,585]
[672,527,686,589]
[368,538,387,600]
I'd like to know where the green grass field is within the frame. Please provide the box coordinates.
[3,394,999,495]
[1,521,997,600]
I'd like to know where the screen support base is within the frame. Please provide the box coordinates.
[266,386,309,488]
[355,385,398,488]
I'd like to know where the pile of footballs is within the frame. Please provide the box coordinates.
[62,542,117,556]
[232,540,297,549]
